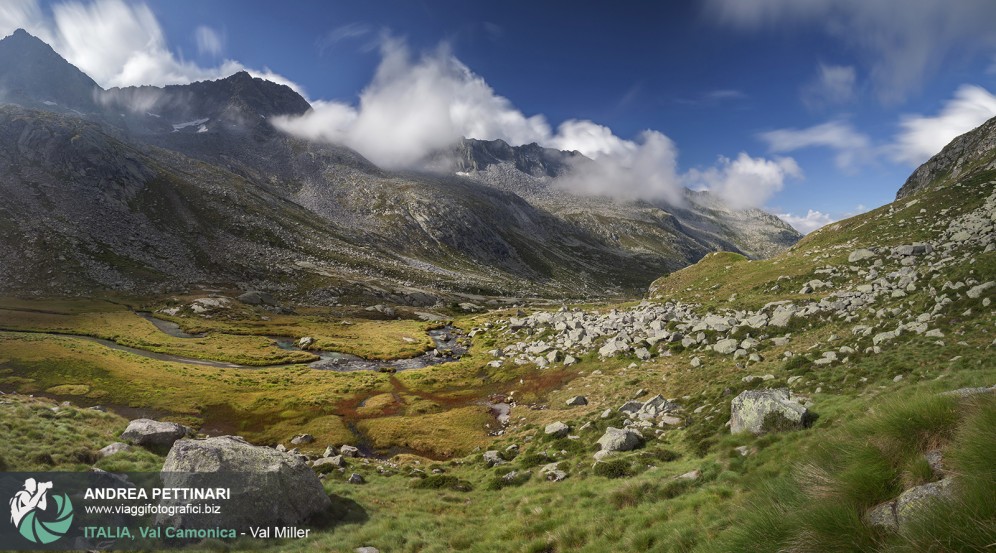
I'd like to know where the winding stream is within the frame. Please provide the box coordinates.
[74,313,469,372]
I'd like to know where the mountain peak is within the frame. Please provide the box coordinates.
[0,28,101,112]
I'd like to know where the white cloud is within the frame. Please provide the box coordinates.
[275,35,795,207]
[891,84,996,166]
[551,126,684,204]
[759,120,871,170]
[0,0,296,90]
[194,25,223,57]
[316,22,371,55]
[802,64,856,108]
[275,37,551,168]
[704,0,996,104]
[685,153,802,209]
[777,209,835,234]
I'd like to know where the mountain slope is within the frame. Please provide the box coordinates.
[897,115,996,199]
[0,29,799,301]
[431,137,801,263]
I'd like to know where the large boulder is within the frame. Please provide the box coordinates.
[120,419,190,447]
[544,422,570,438]
[729,389,811,435]
[160,436,331,529]
[596,427,644,452]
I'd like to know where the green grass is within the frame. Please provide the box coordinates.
[0,394,163,472]
[710,393,996,553]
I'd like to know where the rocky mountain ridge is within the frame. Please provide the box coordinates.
[0,29,800,302]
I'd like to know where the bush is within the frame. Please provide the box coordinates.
[411,475,473,492]
[639,448,680,463]
[782,354,811,372]
[516,452,550,469]
[486,471,530,490]
[592,459,634,479]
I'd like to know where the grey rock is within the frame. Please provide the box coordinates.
[98,442,131,457]
[848,249,876,263]
[565,395,588,406]
[896,477,955,527]
[596,427,645,452]
[290,434,315,445]
[714,338,739,355]
[120,419,190,447]
[313,456,346,470]
[238,290,276,306]
[339,445,360,458]
[967,281,994,299]
[618,401,643,414]
[482,450,505,467]
[347,473,365,484]
[544,422,570,438]
[729,389,811,435]
[864,500,898,530]
[160,436,331,528]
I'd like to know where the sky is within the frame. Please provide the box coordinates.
[3,0,996,233]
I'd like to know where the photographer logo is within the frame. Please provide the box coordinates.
[8,478,74,544]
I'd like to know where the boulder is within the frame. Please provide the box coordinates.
[596,427,645,452]
[966,281,994,299]
[160,436,331,529]
[769,306,797,327]
[347,473,365,484]
[896,477,955,527]
[313,456,346,470]
[729,389,811,435]
[848,249,876,263]
[238,290,276,306]
[120,419,190,447]
[98,442,131,457]
[290,434,315,445]
[714,339,739,355]
[339,445,360,458]
[565,396,588,406]
[544,422,570,438]
[540,463,568,482]
[482,450,504,467]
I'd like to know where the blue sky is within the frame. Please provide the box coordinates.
[8,0,996,232]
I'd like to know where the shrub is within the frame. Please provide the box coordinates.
[411,475,473,492]
[486,471,530,490]
[592,459,634,479]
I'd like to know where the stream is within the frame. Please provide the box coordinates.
[269,326,468,372]
[85,313,469,372]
